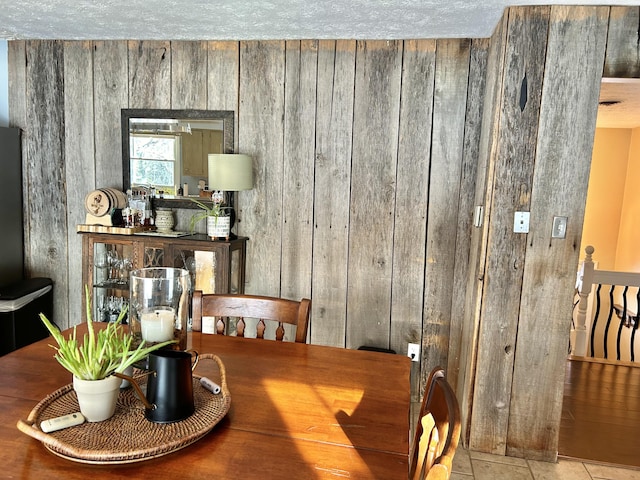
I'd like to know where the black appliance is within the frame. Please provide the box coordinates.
[0,127,53,355]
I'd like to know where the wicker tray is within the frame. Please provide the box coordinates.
[16,354,230,465]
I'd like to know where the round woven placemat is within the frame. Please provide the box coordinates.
[16,354,230,464]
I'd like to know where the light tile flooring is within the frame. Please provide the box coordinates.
[451,448,640,480]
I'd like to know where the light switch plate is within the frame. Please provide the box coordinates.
[552,216,567,239]
[514,211,530,233]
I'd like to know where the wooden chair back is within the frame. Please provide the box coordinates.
[409,367,461,480]
[191,291,311,343]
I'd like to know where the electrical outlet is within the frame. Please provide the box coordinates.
[513,211,530,233]
[407,343,420,362]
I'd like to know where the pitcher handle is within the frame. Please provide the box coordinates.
[187,349,199,371]
[113,371,155,410]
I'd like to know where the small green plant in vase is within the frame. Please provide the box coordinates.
[189,195,232,240]
[39,286,175,422]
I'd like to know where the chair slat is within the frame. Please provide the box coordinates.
[192,292,311,343]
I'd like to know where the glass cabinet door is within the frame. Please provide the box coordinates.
[92,241,133,322]
[230,248,241,294]
[83,233,247,324]
[143,245,164,267]
[170,247,219,294]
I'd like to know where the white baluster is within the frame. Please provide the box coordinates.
[573,246,595,356]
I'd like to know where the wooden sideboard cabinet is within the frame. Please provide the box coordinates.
[79,232,247,323]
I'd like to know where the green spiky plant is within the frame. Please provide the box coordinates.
[39,286,175,380]
[188,197,231,233]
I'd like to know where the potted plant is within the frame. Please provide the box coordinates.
[188,196,231,240]
[39,287,175,422]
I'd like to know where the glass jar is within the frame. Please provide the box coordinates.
[129,267,191,351]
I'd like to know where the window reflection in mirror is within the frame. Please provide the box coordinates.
[122,110,234,205]
[130,127,179,194]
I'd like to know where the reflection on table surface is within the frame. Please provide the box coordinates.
[0,325,411,479]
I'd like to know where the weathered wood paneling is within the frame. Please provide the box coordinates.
[422,39,471,380]
[280,40,316,319]
[93,41,128,189]
[347,40,402,349]
[470,6,551,455]
[7,41,28,255]
[310,40,355,347]
[63,41,95,327]
[7,42,26,130]
[207,41,239,151]
[238,41,285,297]
[458,14,508,445]
[603,7,640,78]
[508,6,609,461]
[24,40,68,327]
[391,39,435,399]
[128,40,171,108]
[447,37,490,392]
[171,41,207,110]
[457,16,508,453]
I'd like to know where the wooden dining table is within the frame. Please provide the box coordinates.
[0,324,411,479]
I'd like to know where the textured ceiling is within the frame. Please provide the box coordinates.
[0,1,639,41]
[2,1,639,128]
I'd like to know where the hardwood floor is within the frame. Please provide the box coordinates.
[559,357,640,468]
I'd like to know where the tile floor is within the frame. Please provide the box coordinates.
[451,448,640,480]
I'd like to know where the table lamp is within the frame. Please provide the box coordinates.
[207,153,254,234]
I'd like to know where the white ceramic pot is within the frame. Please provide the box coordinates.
[207,215,231,239]
[155,208,175,232]
[73,375,121,422]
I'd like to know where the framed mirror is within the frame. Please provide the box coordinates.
[121,109,234,208]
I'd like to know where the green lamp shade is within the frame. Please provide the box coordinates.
[207,154,254,191]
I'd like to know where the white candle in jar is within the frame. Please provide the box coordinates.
[140,308,175,342]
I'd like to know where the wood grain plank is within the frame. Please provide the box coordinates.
[7,41,26,130]
[458,16,508,446]
[422,39,471,379]
[470,6,551,455]
[447,38,489,393]
[346,40,402,350]
[63,41,95,328]
[171,41,207,110]
[559,359,640,467]
[7,41,28,256]
[508,5,609,461]
[127,40,171,108]
[238,41,285,297]
[24,40,68,327]
[391,39,435,398]
[207,41,239,152]
[207,41,239,111]
[93,41,128,190]
[603,7,640,78]
[280,40,316,332]
[311,40,355,347]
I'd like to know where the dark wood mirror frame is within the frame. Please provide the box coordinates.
[121,109,234,209]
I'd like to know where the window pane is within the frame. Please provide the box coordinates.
[131,159,175,187]
[131,135,176,160]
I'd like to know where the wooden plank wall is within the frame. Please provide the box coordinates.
[470,5,552,455]
[311,40,355,347]
[467,6,611,461]
[8,5,640,460]
[508,6,608,459]
[7,38,478,371]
